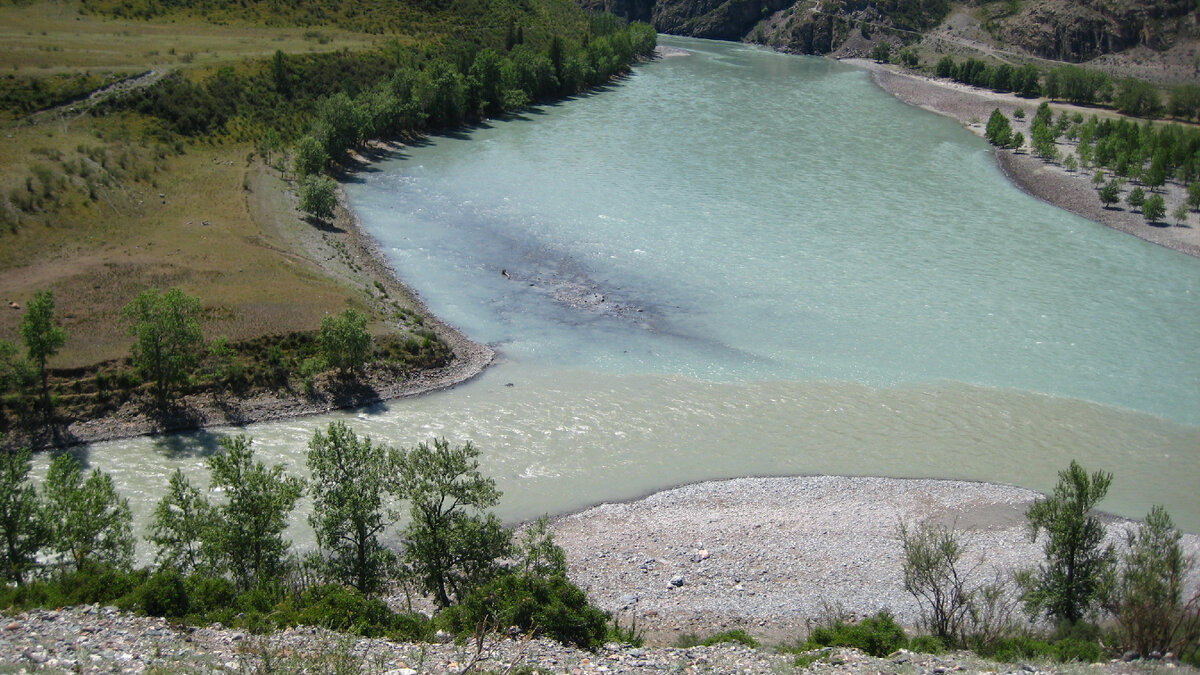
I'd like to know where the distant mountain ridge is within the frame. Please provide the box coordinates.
[578,0,1199,64]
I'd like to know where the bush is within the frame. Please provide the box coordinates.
[442,571,608,650]
[688,629,758,648]
[138,570,190,617]
[185,574,237,614]
[284,584,406,637]
[908,634,946,653]
[802,611,908,657]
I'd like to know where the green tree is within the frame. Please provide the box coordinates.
[298,174,337,223]
[1115,79,1163,118]
[1126,186,1146,211]
[148,468,213,575]
[307,421,395,595]
[19,290,66,413]
[43,453,134,571]
[1107,506,1197,657]
[469,48,504,115]
[1188,182,1200,211]
[293,134,328,178]
[935,55,955,79]
[395,438,511,607]
[1099,179,1123,208]
[871,41,892,64]
[122,288,204,405]
[1142,194,1166,223]
[985,108,1013,147]
[206,434,304,590]
[318,308,373,375]
[0,447,47,583]
[1173,203,1190,226]
[1019,460,1116,624]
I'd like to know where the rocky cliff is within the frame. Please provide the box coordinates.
[579,0,1199,62]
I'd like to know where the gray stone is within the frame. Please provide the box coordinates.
[670,575,685,587]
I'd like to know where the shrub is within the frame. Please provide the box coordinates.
[138,569,190,618]
[284,584,400,637]
[908,634,946,653]
[700,629,758,648]
[185,574,237,614]
[802,611,908,657]
[442,571,608,650]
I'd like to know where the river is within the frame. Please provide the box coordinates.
[51,36,1200,551]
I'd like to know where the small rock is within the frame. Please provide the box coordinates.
[694,549,710,562]
[1123,650,1140,662]
[670,575,685,587]
[5,621,18,630]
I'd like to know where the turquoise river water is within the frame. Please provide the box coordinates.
[50,37,1200,548]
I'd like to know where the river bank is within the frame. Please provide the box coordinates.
[56,155,494,447]
[846,59,1200,259]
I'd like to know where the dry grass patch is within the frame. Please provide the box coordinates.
[0,0,379,75]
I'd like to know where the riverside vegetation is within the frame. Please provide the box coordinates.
[0,0,656,448]
[2,436,1198,668]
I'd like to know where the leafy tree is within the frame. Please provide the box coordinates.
[19,290,66,412]
[0,447,47,583]
[1173,203,1191,226]
[415,60,467,128]
[898,47,918,68]
[148,468,212,575]
[985,108,1011,147]
[395,438,511,607]
[1006,131,1024,151]
[1107,506,1199,657]
[318,308,373,375]
[206,434,304,589]
[1115,79,1163,118]
[1169,84,1200,121]
[1142,194,1166,223]
[469,48,505,115]
[1189,182,1200,211]
[1013,64,1041,97]
[122,288,204,405]
[935,55,955,79]
[871,41,892,63]
[299,174,338,223]
[307,421,396,594]
[293,134,328,178]
[1099,179,1122,208]
[1018,460,1116,624]
[1126,186,1146,211]
[43,453,134,571]
[899,520,976,643]
[1091,170,1106,188]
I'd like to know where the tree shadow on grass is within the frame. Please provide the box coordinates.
[324,374,382,409]
[304,214,344,233]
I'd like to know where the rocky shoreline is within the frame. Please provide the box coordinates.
[552,476,1200,646]
[847,59,1200,260]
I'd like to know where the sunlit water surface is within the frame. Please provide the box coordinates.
[47,37,1200,552]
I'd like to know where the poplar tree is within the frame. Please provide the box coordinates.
[19,290,66,413]
[0,447,47,583]
[1018,460,1115,624]
[43,453,134,571]
[307,421,395,594]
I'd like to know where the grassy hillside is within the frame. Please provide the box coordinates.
[0,0,653,441]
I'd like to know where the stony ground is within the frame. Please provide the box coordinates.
[2,605,1195,674]
[550,477,1200,646]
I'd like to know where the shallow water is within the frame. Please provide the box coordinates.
[52,37,1200,549]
